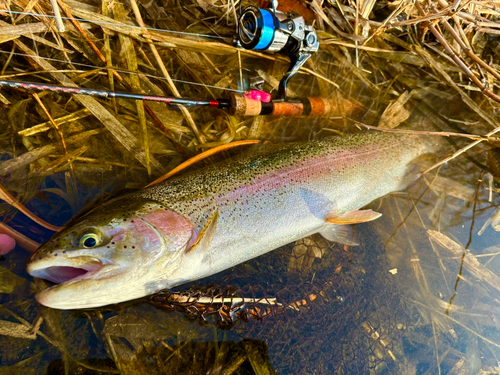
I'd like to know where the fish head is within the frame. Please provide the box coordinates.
[26,198,194,309]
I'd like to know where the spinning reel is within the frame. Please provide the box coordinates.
[234,1,319,100]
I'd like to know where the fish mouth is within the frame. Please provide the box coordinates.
[27,257,104,284]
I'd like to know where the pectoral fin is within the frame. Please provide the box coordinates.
[186,209,219,253]
[326,209,382,225]
[319,224,359,246]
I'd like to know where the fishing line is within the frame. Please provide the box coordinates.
[0,50,245,93]
[2,10,232,40]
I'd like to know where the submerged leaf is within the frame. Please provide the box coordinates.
[379,91,413,129]
[103,308,211,342]
[0,320,35,339]
[243,339,275,375]
[0,266,26,294]
[289,234,328,274]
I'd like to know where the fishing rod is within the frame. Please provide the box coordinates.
[0,79,343,117]
[0,79,229,109]
[0,2,342,117]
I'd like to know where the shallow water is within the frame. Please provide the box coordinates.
[0,0,499,372]
[1,151,500,374]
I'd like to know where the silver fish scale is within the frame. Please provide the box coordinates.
[133,132,431,227]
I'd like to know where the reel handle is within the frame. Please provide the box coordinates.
[277,46,315,101]
[228,93,359,117]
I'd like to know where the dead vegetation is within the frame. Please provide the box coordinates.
[0,0,498,373]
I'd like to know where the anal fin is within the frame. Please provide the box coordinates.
[319,224,359,246]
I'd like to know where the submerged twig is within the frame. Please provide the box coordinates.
[414,1,500,104]
[354,121,493,141]
[0,222,40,252]
[424,123,500,174]
[428,230,500,294]
[49,0,65,32]
[0,184,62,232]
[129,0,206,145]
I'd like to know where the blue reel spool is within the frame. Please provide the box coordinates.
[238,6,278,51]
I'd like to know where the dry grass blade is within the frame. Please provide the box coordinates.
[423,176,475,201]
[10,38,166,175]
[63,2,289,65]
[18,108,92,137]
[424,122,500,174]
[310,0,364,42]
[32,91,80,205]
[56,0,105,63]
[114,1,151,175]
[0,22,48,38]
[101,0,116,114]
[378,90,413,129]
[413,44,497,128]
[354,122,490,141]
[128,0,206,145]
[0,129,101,175]
[411,298,500,349]
[414,2,500,104]
[38,145,89,175]
[0,320,37,339]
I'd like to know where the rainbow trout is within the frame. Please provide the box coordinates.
[26,132,438,309]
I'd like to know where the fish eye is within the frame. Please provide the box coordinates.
[78,233,102,249]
